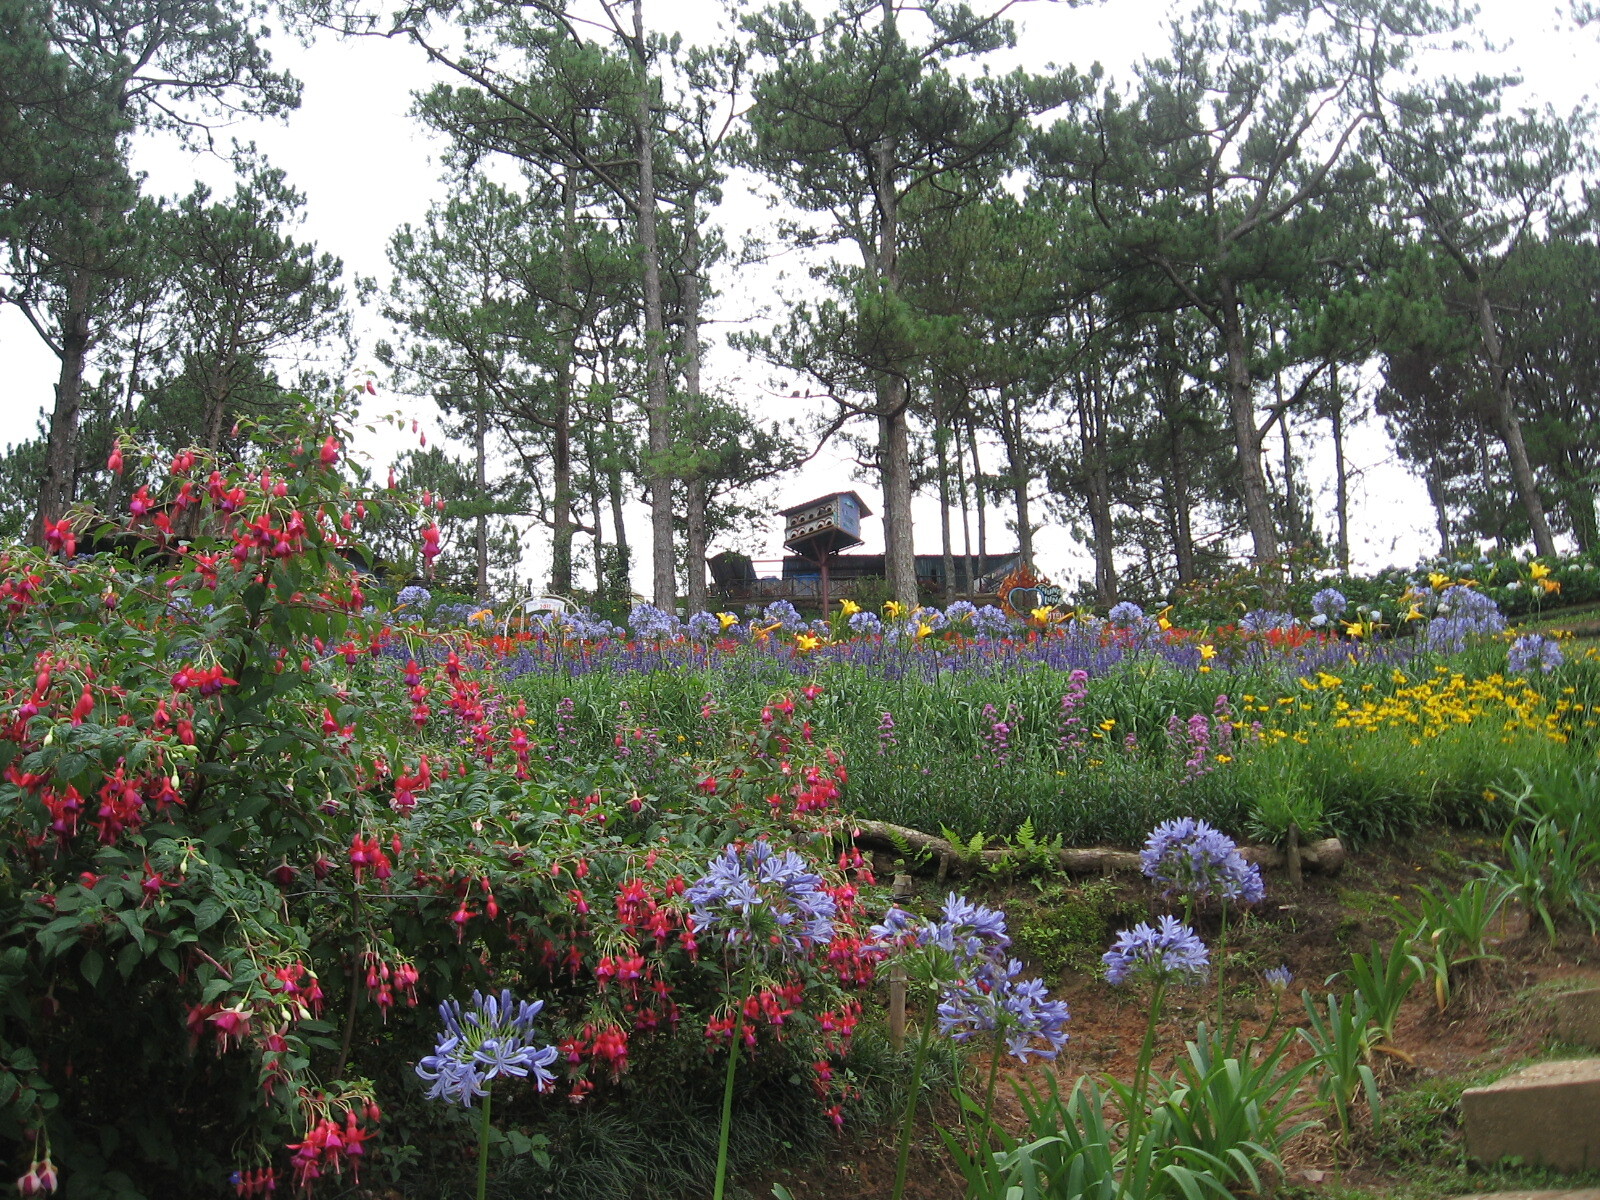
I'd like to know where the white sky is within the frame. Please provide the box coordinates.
[0,0,1593,596]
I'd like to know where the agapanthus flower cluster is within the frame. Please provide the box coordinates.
[415,989,560,1107]
[1264,965,1293,995]
[685,610,723,642]
[394,584,432,609]
[1103,915,1210,985]
[685,840,837,958]
[1424,586,1505,651]
[1507,633,1564,674]
[1309,588,1347,625]
[1239,609,1299,633]
[763,600,806,631]
[1140,817,1264,905]
[936,956,1071,1062]
[876,895,1069,1062]
[970,605,1013,636]
[1107,601,1145,625]
[848,610,884,636]
[944,600,978,625]
[629,603,682,641]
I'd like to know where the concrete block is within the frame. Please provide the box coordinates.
[1462,1058,1600,1171]
[1556,989,1600,1050]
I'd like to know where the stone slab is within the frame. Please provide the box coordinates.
[1462,1058,1600,1171]
[1556,989,1600,1050]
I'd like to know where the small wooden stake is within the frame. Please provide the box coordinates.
[888,962,907,1051]
[1286,822,1303,887]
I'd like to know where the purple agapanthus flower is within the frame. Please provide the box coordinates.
[629,603,681,640]
[685,611,722,642]
[1310,588,1348,622]
[416,989,560,1107]
[937,957,1071,1062]
[1108,601,1145,625]
[1507,633,1563,674]
[1140,817,1265,905]
[1264,965,1293,994]
[1103,916,1210,985]
[686,840,837,957]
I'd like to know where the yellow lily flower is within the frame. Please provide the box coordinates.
[795,632,821,652]
[1031,606,1053,624]
[1198,643,1216,660]
[1403,603,1423,621]
[1428,571,1450,590]
[1540,577,1562,594]
[1344,619,1368,638]
[1530,561,1551,580]
[717,612,738,630]
[883,600,905,619]
[839,599,860,616]
[915,622,933,639]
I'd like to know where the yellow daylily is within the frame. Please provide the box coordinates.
[1031,606,1054,624]
[838,599,860,616]
[915,622,934,639]
[795,632,822,652]
[1198,643,1216,660]
[1530,561,1552,580]
[1540,577,1562,594]
[717,612,739,630]
[1403,603,1424,621]
[1428,571,1450,590]
[1344,619,1369,638]
[883,600,905,619]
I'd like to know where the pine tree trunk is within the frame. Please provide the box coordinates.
[1080,373,1116,605]
[955,432,974,597]
[1424,462,1452,558]
[631,0,675,609]
[471,394,488,599]
[681,204,710,617]
[1474,285,1556,557]
[1330,362,1350,572]
[549,167,578,596]
[935,418,956,605]
[37,263,94,540]
[1218,278,1281,594]
[967,419,988,566]
[1162,361,1196,585]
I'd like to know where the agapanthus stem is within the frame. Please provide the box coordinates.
[891,994,939,1200]
[1122,977,1166,1196]
[1216,902,1229,1028]
[969,1035,1003,1162]
[476,1088,492,1200]
[712,1024,742,1200]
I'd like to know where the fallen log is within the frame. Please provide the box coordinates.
[851,819,1344,880]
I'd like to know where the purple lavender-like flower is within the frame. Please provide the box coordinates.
[1140,817,1265,905]
[1103,916,1210,985]
[970,605,1013,637]
[416,989,559,1107]
[686,840,837,957]
[877,709,898,753]
[937,957,1071,1062]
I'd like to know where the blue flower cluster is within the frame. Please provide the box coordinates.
[395,585,432,608]
[848,610,884,636]
[1107,601,1145,625]
[1424,586,1506,652]
[936,957,1072,1062]
[629,603,682,641]
[1103,915,1210,985]
[685,611,723,642]
[1309,588,1347,625]
[1140,817,1265,905]
[1240,609,1299,633]
[415,989,560,1107]
[686,840,837,957]
[874,895,1070,1062]
[1264,965,1293,994]
[763,600,806,631]
[1507,633,1564,674]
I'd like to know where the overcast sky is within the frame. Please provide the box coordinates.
[0,0,1592,594]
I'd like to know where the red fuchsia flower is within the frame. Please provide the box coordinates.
[230,1165,277,1197]
[420,522,441,566]
[320,436,340,466]
[16,1156,58,1196]
[106,440,123,474]
[69,686,93,725]
[128,486,152,517]
[169,449,197,475]
[209,1005,251,1052]
[41,519,75,558]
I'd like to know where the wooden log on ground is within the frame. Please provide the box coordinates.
[851,819,1344,880]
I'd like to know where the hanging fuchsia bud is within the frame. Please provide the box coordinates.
[320,436,340,467]
[107,441,123,474]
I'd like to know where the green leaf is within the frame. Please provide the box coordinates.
[80,948,103,988]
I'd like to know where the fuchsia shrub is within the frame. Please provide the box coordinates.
[0,395,873,1197]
